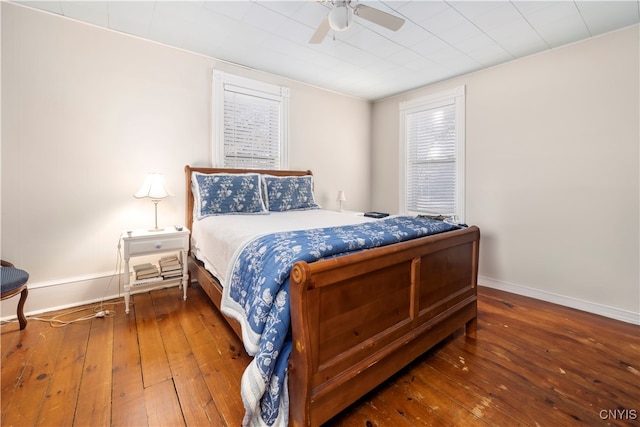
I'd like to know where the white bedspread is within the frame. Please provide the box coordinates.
[191,209,374,287]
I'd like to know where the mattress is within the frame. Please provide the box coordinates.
[190,209,374,287]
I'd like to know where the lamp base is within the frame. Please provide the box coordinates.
[148,200,164,232]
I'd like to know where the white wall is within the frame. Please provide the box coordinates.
[372,26,640,323]
[1,3,371,316]
[3,3,637,325]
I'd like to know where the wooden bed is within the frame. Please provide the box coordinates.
[184,165,480,426]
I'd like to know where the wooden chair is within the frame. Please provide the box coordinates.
[1,260,29,330]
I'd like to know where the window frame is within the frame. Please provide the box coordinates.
[399,85,466,221]
[212,70,290,169]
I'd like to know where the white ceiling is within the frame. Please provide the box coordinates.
[14,0,640,100]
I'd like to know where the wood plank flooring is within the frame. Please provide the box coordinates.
[2,284,638,426]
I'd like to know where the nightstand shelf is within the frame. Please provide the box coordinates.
[130,276,165,286]
[121,226,190,314]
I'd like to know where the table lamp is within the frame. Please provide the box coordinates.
[134,173,173,231]
[337,190,346,212]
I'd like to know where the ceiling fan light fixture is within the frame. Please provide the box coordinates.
[328,6,353,32]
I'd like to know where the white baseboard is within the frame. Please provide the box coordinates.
[479,276,640,325]
[1,271,193,324]
[3,272,638,326]
[0,271,127,323]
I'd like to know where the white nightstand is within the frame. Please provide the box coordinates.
[121,226,190,314]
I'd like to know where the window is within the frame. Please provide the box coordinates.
[213,70,289,169]
[400,86,465,220]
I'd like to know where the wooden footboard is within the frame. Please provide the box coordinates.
[288,225,480,426]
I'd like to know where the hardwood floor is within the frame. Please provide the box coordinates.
[2,284,638,426]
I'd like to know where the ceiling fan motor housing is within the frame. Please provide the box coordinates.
[328,5,354,31]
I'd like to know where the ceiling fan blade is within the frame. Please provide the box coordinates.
[309,16,330,43]
[354,4,405,31]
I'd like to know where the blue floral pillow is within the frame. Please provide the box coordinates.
[262,175,320,212]
[192,172,267,219]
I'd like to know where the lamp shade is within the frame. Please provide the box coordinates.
[134,173,173,200]
[328,6,353,32]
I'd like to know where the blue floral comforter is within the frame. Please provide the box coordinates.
[220,216,459,426]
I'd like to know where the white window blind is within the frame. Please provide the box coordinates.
[400,86,465,219]
[213,71,289,169]
[406,103,456,214]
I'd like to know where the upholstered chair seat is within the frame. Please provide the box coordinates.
[1,260,29,330]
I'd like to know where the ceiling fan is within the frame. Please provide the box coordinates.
[309,0,405,44]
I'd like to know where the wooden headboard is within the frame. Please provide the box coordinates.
[184,166,313,234]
